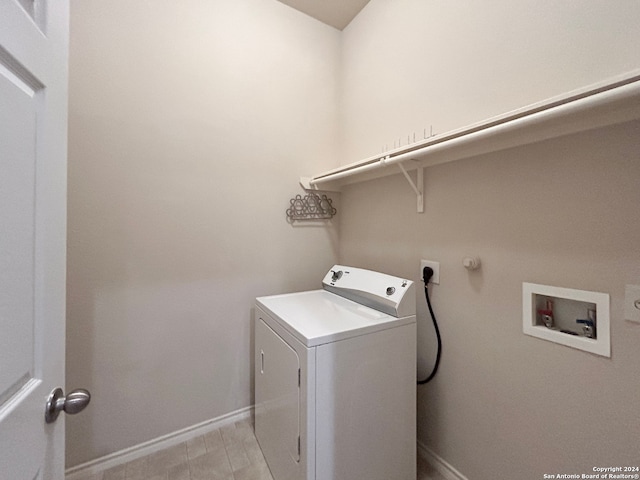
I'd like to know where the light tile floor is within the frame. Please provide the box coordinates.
[71,420,445,480]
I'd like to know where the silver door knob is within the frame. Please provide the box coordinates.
[45,387,91,423]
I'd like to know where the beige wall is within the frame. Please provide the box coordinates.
[338,1,640,478]
[340,0,640,161]
[67,0,640,474]
[66,0,340,467]
[338,122,640,479]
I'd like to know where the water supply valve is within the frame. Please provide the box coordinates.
[576,319,595,338]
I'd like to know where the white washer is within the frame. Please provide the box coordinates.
[254,265,416,480]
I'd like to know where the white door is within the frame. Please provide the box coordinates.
[0,1,70,480]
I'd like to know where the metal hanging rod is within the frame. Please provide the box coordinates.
[301,70,640,192]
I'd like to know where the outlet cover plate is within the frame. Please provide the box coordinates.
[624,284,640,323]
[420,260,440,285]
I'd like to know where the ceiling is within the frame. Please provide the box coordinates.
[276,0,371,30]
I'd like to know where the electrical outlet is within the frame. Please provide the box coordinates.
[624,284,640,323]
[420,260,440,285]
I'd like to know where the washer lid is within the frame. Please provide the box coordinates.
[256,289,415,348]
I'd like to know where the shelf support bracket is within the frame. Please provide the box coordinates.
[397,163,424,213]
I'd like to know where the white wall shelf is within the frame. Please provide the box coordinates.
[301,70,640,210]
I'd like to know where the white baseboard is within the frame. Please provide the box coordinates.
[65,406,253,480]
[417,439,468,480]
[66,409,465,480]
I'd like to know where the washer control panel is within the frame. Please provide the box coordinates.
[322,265,415,317]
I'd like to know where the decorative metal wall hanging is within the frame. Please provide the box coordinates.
[286,193,336,221]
